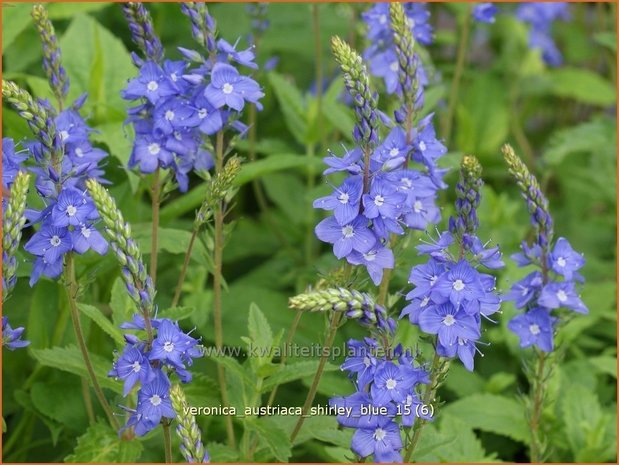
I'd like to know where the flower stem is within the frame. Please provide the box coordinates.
[290,310,342,443]
[150,167,161,285]
[163,421,173,463]
[65,253,120,431]
[213,130,236,448]
[403,350,443,462]
[443,5,471,145]
[171,228,198,308]
[266,309,303,407]
[81,377,96,425]
[529,350,548,462]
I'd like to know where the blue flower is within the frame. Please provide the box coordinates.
[149,319,202,376]
[189,93,225,135]
[473,3,498,23]
[504,271,543,308]
[315,215,376,259]
[362,178,407,220]
[123,61,177,104]
[371,361,416,405]
[508,307,555,352]
[204,63,264,111]
[109,345,155,396]
[341,338,379,389]
[431,260,485,306]
[418,302,481,349]
[51,187,95,227]
[2,138,28,189]
[313,176,363,225]
[347,246,395,286]
[2,317,30,350]
[538,282,588,314]
[70,224,109,255]
[24,225,72,265]
[549,237,585,281]
[130,133,173,173]
[351,416,403,463]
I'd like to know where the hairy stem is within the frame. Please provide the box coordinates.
[65,253,120,431]
[163,421,173,463]
[213,130,236,448]
[403,350,442,462]
[304,143,317,264]
[171,228,198,308]
[529,350,547,462]
[290,311,342,443]
[150,168,161,285]
[81,377,95,425]
[443,5,471,145]
[266,309,303,407]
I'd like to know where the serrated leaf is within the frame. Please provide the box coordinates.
[206,442,240,462]
[30,381,88,432]
[31,346,122,394]
[65,422,143,462]
[267,72,307,144]
[247,303,274,368]
[441,393,529,444]
[109,277,136,328]
[77,303,125,346]
[210,355,255,389]
[435,415,494,462]
[262,360,339,392]
[246,417,292,461]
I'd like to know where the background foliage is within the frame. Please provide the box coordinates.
[2,2,617,463]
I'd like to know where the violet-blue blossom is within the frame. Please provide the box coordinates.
[2,317,30,351]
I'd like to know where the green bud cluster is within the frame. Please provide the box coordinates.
[170,384,208,463]
[194,156,242,229]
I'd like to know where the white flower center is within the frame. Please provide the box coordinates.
[389,147,400,157]
[198,108,208,119]
[453,279,465,291]
[420,296,430,307]
[405,395,413,405]
[173,131,183,141]
[163,341,175,353]
[59,130,69,141]
[342,225,354,238]
[390,61,399,72]
[66,205,77,217]
[148,143,161,155]
[401,177,413,188]
[338,192,349,204]
[443,314,456,326]
[363,356,371,367]
[147,81,158,92]
[386,378,397,390]
[131,361,141,373]
[521,286,529,296]
[413,200,423,213]
[419,141,427,151]
[81,226,91,238]
[374,427,387,441]
[529,324,540,335]
[170,72,178,82]
[222,83,234,94]
[374,195,385,207]
[557,257,566,267]
[556,290,568,302]
[50,235,61,247]
[458,337,466,346]
[165,110,175,121]
[75,148,84,158]
[363,251,377,262]
[379,14,387,24]
[150,394,162,406]
[429,275,438,286]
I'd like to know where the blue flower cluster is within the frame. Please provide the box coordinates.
[2,316,30,351]
[507,238,587,352]
[330,338,430,463]
[472,3,498,24]
[15,96,110,285]
[401,156,503,371]
[515,2,570,66]
[110,317,203,436]
[362,3,432,96]
[122,3,263,191]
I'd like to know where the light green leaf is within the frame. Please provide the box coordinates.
[546,68,616,106]
[246,417,292,461]
[47,3,110,19]
[77,303,125,346]
[2,4,32,51]
[158,306,195,321]
[267,72,307,144]
[262,173,309,225]
[434,415,495,462]
[31,346,122,394]
[206,442,240,462]
[589,356,617,378]
[109,277,137,328]
[441,393,529,443]
[322,77,355,141]
[594,31,617,53]
[65,422,143,462]
[247,303,274,368]
[30,381,88,431]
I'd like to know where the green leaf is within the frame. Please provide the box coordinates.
[60,14,134,123]
[30,381,88,432]
[261,360,339,392]
[262,173,309,225]
[247,303,274,368]
[594,31,617,53]
[589,356,617,378]
[31,346,122,394]
[546,68,616,106]
[206,442,240,462]
[560,383,616,462]
[109,277,136,328]
[276,415,351,447]
[246,417,292,461]
[77,303,125,347]
[441,393,529,444]
[412,423,459,462]
[131,225,207,258]
[28,280,60,349]
[210,355,255,389]
[158,306,195,321]
[267,72,308,144]
[65,422,143,462]
[434,415,494,462]
[47,3,110,19]
[2,4,32,51]
[322,77,355,140]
